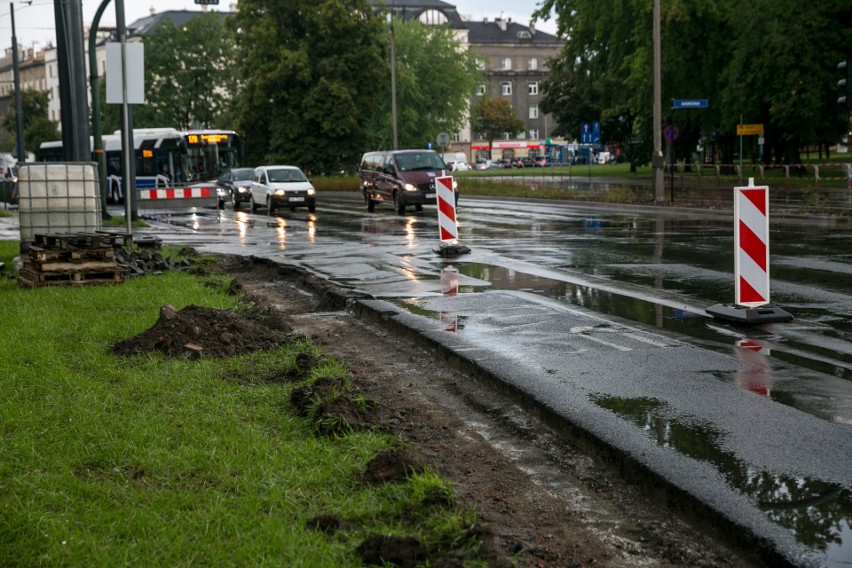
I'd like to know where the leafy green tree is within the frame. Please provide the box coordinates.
[140,13,236,129]
[719,0,850,164]
[2,89,59,155]
[370,17,484,149]
[535,0,850,167]
[470,96,525,158]
[233,0,386,174]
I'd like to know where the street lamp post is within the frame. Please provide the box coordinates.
[90,0,113,218]
[652,0,664,202]
[10,2,25,163]
[388,13,398,150]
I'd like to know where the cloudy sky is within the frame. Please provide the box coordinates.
[2,0,558,48]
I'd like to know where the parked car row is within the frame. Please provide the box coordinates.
[473,157,550,169]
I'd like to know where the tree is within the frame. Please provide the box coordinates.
[535,0,851,168]
[233,0,386,174]
[140,13,236,129]
[470,96,525,158]
[370,18,484,149]
[2,89,59,155]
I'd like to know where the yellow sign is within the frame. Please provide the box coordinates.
[186,133,229,145]
[737,123,764,136]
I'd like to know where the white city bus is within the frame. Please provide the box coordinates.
[37,128,245,205]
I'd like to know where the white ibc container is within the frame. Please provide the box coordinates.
[18,162,102,241]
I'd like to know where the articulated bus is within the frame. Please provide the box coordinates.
[37,128,244,204]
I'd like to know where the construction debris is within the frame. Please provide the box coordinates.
[17,231,193,288]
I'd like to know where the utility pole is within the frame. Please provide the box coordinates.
[652,0,664,202]
[53,0,91,161]
[10,3,25,162]
[90,0,113,218]
[115,0,138,225]
[388,13,398,150]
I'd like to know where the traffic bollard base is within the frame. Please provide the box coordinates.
[434,244,471,258]
[706,304,793,324]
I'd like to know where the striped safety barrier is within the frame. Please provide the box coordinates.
[136,184,217,211]
[435,176,458,243]
[734,179,770,307]
[138,186,213,200]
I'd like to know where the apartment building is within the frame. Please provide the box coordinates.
[367,0,565,162]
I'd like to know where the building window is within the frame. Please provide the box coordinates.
[452,133,460,143]
[528,58,538,70]
[501,82,512,96]
[528,81,539,95]
[530,129,540,139]
[501,57,512,71]
[529,105,539,119]
[502,132,511,140]
[517,130,526,140]
[476,84,486,96]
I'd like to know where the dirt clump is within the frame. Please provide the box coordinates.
[112,303,291,359]
[357,535,425,568]
[360,447,427,486]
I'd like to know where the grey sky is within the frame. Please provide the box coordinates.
[3,0,558,48]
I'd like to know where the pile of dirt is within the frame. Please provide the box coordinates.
[112,304,292,359]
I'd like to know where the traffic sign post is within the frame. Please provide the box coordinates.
[664,124,679,202]
[668,99,706,199]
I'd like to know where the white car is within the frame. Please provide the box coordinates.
[451,161,471,172]
[249,165,317,213]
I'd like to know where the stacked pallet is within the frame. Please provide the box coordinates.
[18,232,128,288]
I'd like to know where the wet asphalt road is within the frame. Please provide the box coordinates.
[4,192,850,566]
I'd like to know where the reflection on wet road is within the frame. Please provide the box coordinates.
[139,194,852,424]
[130,193,852,566]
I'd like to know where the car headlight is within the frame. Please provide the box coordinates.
[307,187,315,196]
[274,189,286,196]
[238,187,247,193]
[403,183,417,192]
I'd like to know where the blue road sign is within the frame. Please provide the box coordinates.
[673,99,708,109]
[581,122,601,144]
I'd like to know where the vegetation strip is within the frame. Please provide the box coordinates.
[0,241,506,566]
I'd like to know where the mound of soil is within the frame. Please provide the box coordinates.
[112,304,291,359]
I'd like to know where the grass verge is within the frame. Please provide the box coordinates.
[0,242,485,566]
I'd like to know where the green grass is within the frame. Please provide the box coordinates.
[0,247,481,567]
[102,215,148,228]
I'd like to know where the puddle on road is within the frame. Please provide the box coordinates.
[591,395,852,565]
[437,262,851,421]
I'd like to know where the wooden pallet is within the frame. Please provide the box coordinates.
[18,267,125,287]
[33,232,115,250]
[27,244,114,263]
[95,231,134,248]
[21,232,127,288]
